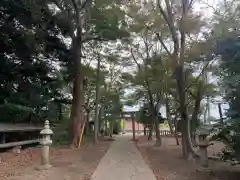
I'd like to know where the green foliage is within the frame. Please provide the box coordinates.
[214,36,240,119]
[0,0,128,126]
[90,1,129,41]
[138,104,164,127]
[210,120,240,160]
[0,0,70,123]
[113,120,121,134]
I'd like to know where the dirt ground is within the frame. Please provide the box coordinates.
[136,135,240,180]
[0,138,111,180]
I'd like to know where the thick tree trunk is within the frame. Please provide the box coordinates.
[131,114,136,141]
[179,120,190,158]
[148,126,153,140]
[173,117,180,145]
[69,35,85,148]
[85,111,90,135]
[58,102,62,121]
[154,116,161,146]
[175,65,195,158]
[98,106,102,132]
[148,90,161,146]
[94,57,101,143]
[191,83,203,147]
[180,118,199,159]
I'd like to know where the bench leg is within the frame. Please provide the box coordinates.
[1,133,6,144]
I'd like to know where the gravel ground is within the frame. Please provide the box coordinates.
[0,138,112,180]
[91,134,156,180]
[136,135,240,180]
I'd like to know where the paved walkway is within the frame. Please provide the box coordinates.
[91,135,156,180]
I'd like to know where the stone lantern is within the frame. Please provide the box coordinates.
[39,120,53,169]
[196,126,211,167]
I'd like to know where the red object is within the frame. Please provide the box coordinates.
[124,119,144,131]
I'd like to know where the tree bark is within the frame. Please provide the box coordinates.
[85,111,90,135]
[131,114,136,141]
[69,34,85,148]
[154,116,161,146]
[94,56,101,143]
[175,65,193,158]
[165,95,174,134]
[190,82,203,146]
[157,0,196,159]
[218,103,223,125]
[58,102,62,121]
[148,125,153,140]
[109,119,113,138]
[173,117,180,145]
[104,120,107,136]
[98,106,103,132]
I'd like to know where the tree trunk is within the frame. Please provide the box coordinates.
[175,65,194,158]
[69,36,85,148]
[148,89,161,146]
[180,118,199,159]
[165,96,174,134]
[104,119,108,136]
[94,56,101,143]
[131,114,136,141]
[179,120,190,158]
[218,103,223,125]
[148,125,153,140]
[58,102,62,121]
[85,111,90,135]
[173,116,180,145]
[144,126,146,135]
[154,116,161,146]
[191,83,203,147]
[98,106,102,132]
[109,120,113,138]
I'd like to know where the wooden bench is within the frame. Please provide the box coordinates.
[0,123,42,149]
[0,139,40,148]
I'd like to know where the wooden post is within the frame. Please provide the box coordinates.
[1,133,6,144]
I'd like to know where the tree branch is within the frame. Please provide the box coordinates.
[188,0,195,11]
[71,0,79,16]
[79,0,89,10]
[130,48,143,72]
[185,61,212,90]
[155,33,172,57]
[157,0,179,58]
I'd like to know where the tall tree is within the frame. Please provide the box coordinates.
[0,0,70,124]
[51,0,128,147]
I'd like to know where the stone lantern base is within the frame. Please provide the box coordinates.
[36,164,52,170]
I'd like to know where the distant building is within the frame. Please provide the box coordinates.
[121,111,144,132]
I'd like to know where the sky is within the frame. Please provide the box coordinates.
[122,0,230,119]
